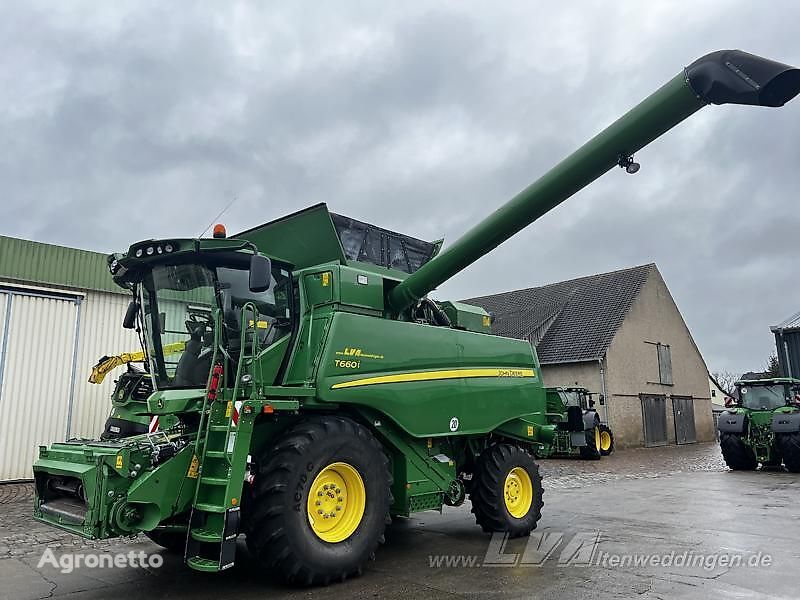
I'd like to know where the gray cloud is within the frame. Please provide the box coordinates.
[1,0,799,375]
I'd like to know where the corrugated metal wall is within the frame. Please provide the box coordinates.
[0,283,138,480]
[69,291,140,439]
[0,289,79,480]
[775,329,800,379]
[0,294,8,397]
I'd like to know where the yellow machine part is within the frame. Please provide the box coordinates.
[88,342,186,384]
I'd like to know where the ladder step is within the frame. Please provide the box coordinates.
[190,527,223,543]
[200,476,229,486]
[187,556,221,572]
[194,503,227,513]
[205,450,228,458]
[209,425,231,431]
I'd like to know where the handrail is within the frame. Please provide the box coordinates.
[222,301,261,464]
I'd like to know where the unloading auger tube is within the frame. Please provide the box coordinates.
[388,49,800,312]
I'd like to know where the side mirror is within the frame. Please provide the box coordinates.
[123,301,138,329]
[249,254,272,293]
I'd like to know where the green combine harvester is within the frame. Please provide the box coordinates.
[718,378,800,472]
[33,50,800,584]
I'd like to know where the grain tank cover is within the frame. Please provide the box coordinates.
[237,203,439,273]
[330,213,439,274]
[236,203,346,269]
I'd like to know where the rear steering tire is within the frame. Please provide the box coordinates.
[470,444,543,538]
[246,416,392,585]
[719,432,757,471]
[777,431,800,473]
[599,424,615,456]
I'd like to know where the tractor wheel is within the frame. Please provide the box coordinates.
[144,530,186,553]
[719,432,757,471]
[246,416,392,585]
[470,444,543,538]
[579,424,602,460]
[777,432,800,473]
[598,424,615,456]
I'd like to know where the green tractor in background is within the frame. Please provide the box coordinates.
[540,387,614,460]
[30,50,800,585]
[89,347,181,439]
[718,378,800,472]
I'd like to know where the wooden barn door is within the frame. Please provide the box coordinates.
[640,394,668,447]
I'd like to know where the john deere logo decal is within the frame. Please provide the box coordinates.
[336,347,385,360]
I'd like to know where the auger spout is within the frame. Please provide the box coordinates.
[388,50,800,312]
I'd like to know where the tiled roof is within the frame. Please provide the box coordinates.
[465,264,655,364]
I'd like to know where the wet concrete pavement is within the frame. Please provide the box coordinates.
[2,442,798,599]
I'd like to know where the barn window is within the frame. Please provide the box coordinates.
[657,343,673,385]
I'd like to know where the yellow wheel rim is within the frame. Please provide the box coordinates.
[503,467,534,519]
[594,427,601,451]
[307,462,366,543]
[600,430,612,452]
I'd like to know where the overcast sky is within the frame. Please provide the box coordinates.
[2,1,799,376]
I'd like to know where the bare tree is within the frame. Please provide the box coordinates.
[765,353,781,378]
[711,370,738,395]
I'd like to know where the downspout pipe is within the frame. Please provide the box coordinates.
[598,356,610,427]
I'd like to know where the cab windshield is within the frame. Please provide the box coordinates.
[738,384,789,411]
[140,261,291,390]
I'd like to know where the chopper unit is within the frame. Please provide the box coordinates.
[33,50,800,585]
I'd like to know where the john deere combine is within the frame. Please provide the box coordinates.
[33,50,800,584]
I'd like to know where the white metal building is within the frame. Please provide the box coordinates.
[0,235,138,481]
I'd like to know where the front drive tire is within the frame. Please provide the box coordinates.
[246,416,392,585]
[470,444,543,538]
[777,431,800,473]
[719,432,757,471]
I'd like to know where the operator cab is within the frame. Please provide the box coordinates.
[111,238,293,391]
[735,379,800,411]
[559,387,595,411]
